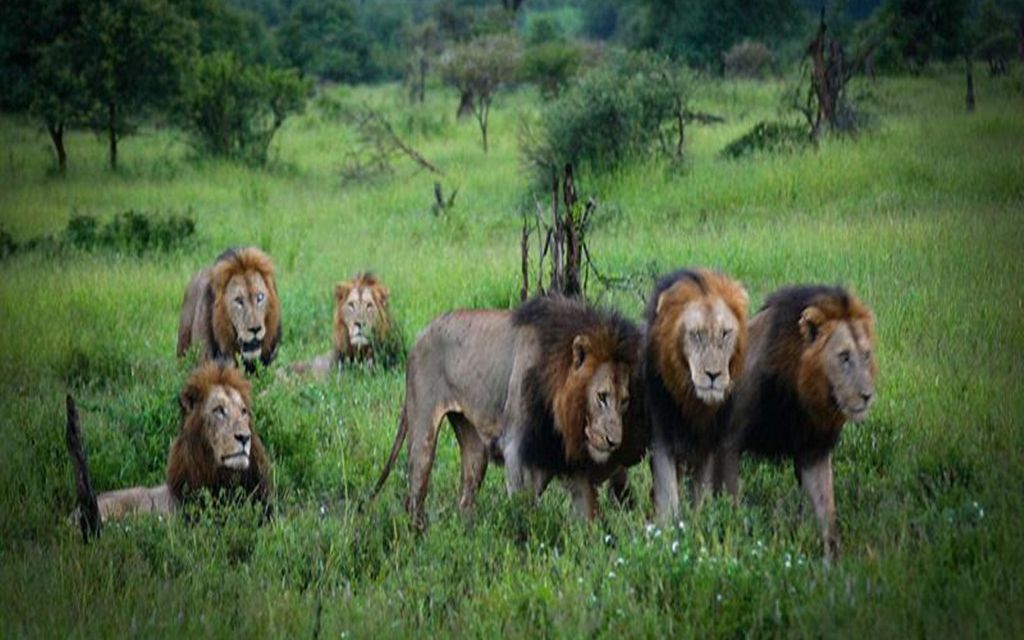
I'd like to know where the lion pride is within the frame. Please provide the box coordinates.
[372,295,643,524]
[645,269,749,521]
[717,285,877,562]
[177,247,281,373]
[73,362,271,523]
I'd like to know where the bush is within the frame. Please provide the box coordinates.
[521,51,691,186]
[0,227,16,259]
[723,40,774,78]
[182,53,310,165]
[720,121,808,159]
[62,210,196,253]
[521,41,583,98]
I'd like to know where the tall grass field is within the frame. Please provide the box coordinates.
[1,72,1022,637]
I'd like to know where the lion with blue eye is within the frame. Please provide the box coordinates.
[177,247,282,373]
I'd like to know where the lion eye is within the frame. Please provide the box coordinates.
[213,406,226,418]
[839,351,852,366]
[234,296,244,308]
[241,406,248,416]
[863,350,872,362]
[347,302,356,310]
[722,328,732,340]
[597,392,609,407]
[256,292,265,304]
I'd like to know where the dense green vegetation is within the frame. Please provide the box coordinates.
[0,68,1021,635]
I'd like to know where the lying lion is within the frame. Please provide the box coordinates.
[372,295,645,524]
[178,247,282,373]
[289,272,400,377]
[69,362,272,524]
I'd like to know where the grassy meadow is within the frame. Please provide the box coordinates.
[1,71,1022,637]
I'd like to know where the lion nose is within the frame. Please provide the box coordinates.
[860,392,873,404]
[706,370,721,384]
[248,326,262,336]
[235,434,251,448]
[606,433,620,448]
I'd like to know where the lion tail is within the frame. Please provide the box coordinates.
[370,404,408,500]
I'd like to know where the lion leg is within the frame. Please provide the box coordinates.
[797,453,840,564]
[690,452,715,508]
[713,445,741,505]
[450,414,488,512]
[608,468,635,509]
[650,441,680,523]
[525,467,553,498]
[568,474,598,522]
[405,405,445,528]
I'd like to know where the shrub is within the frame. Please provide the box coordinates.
[720,121,808,159]
[63,210,196,253]
[521,41,583,98]
[521,51,691,186]
[723,40,774,78]
[181,53,310,165]
[0,227,16,259]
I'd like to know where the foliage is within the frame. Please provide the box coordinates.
[278,0,373,82]
[2,210,196,258]
[582,0,620,40]
[521,41,583,97]
[181,53,310,165]
[723,40,775,78]
[75,0,198,169]
[521,50,692,186]
[627,0,806,70]
[172,0,279,66]
[720,120,809,158]
[874,0,971,72]
[438,33,523,151]
[970,0,1019,74]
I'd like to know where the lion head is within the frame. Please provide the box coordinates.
[517,296,642,465]
[333,272,392,362]
[789,287,877,423]
[211,247,281,368]
[166,362,270,507]
[648,269,749,409]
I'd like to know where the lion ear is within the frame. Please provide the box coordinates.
[179,385,200,415]
[334,283,351,302]
[799,306,826,343]
[571,335,590,370]
[376,286,390,307]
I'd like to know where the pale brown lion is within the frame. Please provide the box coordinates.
[177,247,281,373]
[72,362,271,523]
[290,272,398,377]
[371,295,643,524]
[716,285,877,562]
[645,269,749,521]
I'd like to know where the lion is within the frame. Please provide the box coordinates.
[177,247,281,373]
[371,295,644,524]
[716,285,877,562]
[645,269,749,521]
[289,272,399,377]
[71,362,271,524]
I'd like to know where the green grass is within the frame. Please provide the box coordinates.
[1,72,1022,637]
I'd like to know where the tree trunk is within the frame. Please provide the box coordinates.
[456,90,473,119]
[47,121,67,174]
[562,164,581,299]
[965,56,975,113]
[476,97,489,153]
[107,102,118,171]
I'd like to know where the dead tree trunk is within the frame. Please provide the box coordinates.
[965,55,976,112]
[457,90,474,119]
[808,12,830,143]
[66,395,101,543]
[550,169,563,294]
[520,217,530,302]
[562,164,582,299]
[47,121,67,175]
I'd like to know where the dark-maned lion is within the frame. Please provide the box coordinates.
[177,247,282,373]
[371,295,643,524]
[717,285,876,562]
[289,272,400,377]
[76,362,271,522]
[645,269,749,521]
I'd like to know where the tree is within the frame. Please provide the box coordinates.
[402,19,443,103]
[879,0,970,72]
[172,0,278,66]
[75,0,197,170]
[278,0,373,82]
[438,33,522,152]
[181,53,310,164]
[32,35,88,173]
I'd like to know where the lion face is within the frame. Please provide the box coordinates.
[201,383,254,470]
[800,307,876,422]
[678,298,743,405]
[334,274,390,358]
[224,272,271,363]
[582,361,631,463]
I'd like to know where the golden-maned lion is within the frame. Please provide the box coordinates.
[717,285,876,561]
[290,272,398,377]
[177,247,281,373]
[76,362,271,523]
[645,269,749,521]
[372,295,643,524]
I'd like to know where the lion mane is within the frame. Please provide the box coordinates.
[177,247,282,373]
[167,363,271,513]
[516,296,642,469]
